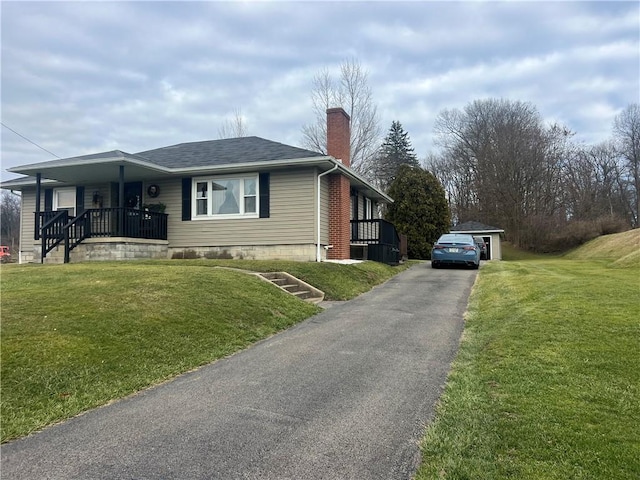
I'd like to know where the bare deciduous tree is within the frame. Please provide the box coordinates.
[301,58,381,177]
[431,99,568,247]
[1,190,20,255]
[613,103,640,226]
[218,108,249,139]
[563,141,629,221]
[429,99,638,251]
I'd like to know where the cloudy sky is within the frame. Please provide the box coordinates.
[1,1,638,181]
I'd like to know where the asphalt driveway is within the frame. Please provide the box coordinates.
[1,263,477,480]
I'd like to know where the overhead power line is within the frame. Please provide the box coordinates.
[1,122,60,158]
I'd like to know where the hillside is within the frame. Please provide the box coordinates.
[564,229,640,267]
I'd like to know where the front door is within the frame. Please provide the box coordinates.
[110,181,143,209]
[124,182,143,209]
[109,181,143,236]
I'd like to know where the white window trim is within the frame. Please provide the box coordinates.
[365,197,373,220]
[192,174,259,220]
[53,187,76,216]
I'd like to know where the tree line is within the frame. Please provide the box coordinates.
[299,59,638,254]
[427,100,639,251]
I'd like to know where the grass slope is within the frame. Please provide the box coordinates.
[0,260,408,442]
[153,258,418,301]
[416,231,640,479]
[564,228,640,268]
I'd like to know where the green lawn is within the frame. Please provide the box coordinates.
[0,260,410,443]
[416,232,640,479]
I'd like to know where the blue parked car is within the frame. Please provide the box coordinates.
[431,233,481,269]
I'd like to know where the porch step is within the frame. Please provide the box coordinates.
[259,272,324,305]
[42,244,66,264]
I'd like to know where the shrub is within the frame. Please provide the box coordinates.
[597,215,629,236]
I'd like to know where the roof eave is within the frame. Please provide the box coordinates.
[0,177,62,190]
[171,155,334,174]
[333,162,393,203]
[7,154,169,176]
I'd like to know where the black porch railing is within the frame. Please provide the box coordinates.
[350,219,401,265]
[40,210,69,260]
[36,208,168,263]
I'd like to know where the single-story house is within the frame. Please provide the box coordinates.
[450,221,505,260]
[2,108,400,265]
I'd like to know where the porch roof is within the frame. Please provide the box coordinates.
[6,150,171,185]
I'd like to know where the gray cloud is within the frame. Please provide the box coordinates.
[2,1,638,181]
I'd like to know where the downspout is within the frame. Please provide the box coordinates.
[316,163,339,262]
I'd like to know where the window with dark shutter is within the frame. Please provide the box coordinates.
[76,186,85,213]
[182,177,192,221]
[44,189,53,211]
[259,173,270,218]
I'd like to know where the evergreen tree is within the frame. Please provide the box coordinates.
[375,121,420,191]
[386,164,450,259]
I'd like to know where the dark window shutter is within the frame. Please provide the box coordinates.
[182,177,192,221]
[353,193,359,220]
[76,186,85,213]
[44,188,53,211]
[259,173,270,218]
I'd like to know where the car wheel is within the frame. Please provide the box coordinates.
[431,261,439,269]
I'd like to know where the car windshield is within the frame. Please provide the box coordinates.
[437,234,474,245]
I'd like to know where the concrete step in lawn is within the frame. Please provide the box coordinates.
[259,272,324,305]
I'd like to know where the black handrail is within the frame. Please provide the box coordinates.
[63,210,92,263]
[350,219,401,265]
[40,210,69,263]
[350,219,399,244]
[36,208,168,263]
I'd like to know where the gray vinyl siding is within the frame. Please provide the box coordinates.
[19,190,36,256]
[352,191,381,222]
[17,170,331,256]
[168,168,321,247]
[82,184,109,209]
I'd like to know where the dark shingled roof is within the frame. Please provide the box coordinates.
[135,136,325,168]
[451,221,504,232]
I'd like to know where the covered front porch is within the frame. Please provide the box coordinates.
[37,207,168,263]
[21,154,172,263]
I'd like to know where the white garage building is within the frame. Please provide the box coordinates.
[450,221,505,260]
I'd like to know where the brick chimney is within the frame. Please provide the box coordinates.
[326,107,351,260]
[326,107,350,167]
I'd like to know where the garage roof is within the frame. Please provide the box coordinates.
[451,221,505,233]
